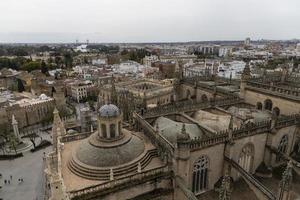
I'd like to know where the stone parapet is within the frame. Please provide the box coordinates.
[68,165,171,199]
[246,81,300,101]
[142,97,241,118]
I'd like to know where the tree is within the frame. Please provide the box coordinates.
[63,52,73,68]
[55,56,63,68]
[20,61,41,72]
[41,61,49,75]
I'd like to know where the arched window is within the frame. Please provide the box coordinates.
[192,156,209,194]
[201,94,208,102]
[273,107,280,117]
[264,99,273,111]
[238,143,254,174]
[101,124,107,138]
[256,102,262,110]
[110,124,116,138]
[276,135,288,162]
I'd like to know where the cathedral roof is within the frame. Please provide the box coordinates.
[154,117,205,144]
[98,104,120,117]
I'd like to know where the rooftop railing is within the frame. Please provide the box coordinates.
[68,165,171,199]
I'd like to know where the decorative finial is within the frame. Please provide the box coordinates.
[219,170,232,200]
[53,107,59,114]
[110,168,114,181]
[181,123,186,135]
[280,161,293,191]
[229,115,233,130]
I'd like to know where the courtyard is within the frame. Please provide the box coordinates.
[0,133,52,200]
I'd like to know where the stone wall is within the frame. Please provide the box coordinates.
[189,143,225,190]
[243,89,300,115]
[230,133,268,179]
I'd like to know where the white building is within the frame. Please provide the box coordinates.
[296,43,300,53]
[71,81,94,103]
[143,55,159,67]
[113,61,149,75]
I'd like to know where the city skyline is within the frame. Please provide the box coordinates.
[0,0,300,43]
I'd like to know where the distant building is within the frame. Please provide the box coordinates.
[244,37,251,46]
[152,61,176,78]
[0,68,20,90]
[143,55,159,67]
[0,91,55,128]
[70,80,95,103]
[296,43,300,53]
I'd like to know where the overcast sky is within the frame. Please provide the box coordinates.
[0,0,299,43]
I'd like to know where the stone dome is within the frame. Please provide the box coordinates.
[74,132,145,168]
[98,104,120,117]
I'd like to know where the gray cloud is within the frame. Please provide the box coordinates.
[0,0,299,43]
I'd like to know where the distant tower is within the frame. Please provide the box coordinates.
[12,115,21,141]
[110,76,118,105]
[52,85,66,111]
[244,37,251,46]
[86,39,89,45]
[240,62,251,99]
[80,105,92,133]
[281,65,289,83]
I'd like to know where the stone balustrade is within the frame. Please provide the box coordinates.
[60,132,91,143]
[143,97,241,118]
[68,165,171,199]
[189,133,228,150]
[189,114,300,151]
[246,81,300,99]
[134,112,175,156]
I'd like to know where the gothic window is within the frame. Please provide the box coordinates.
[276,135,288,162]
[264,99,273,111]
[238,143,254,174]
[256,102,262,110]
[110,124,116,138]
[192,156,209,194]
[101,124,107,138]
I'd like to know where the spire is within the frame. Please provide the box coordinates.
[137,162,142,173]
[181,123,186,135]
[110,75,118,105]
[242,61,251,80]
[177,59,184,81]
[228,115,233,131]
[12,115,21,141]
[110,168,114,181]
[280,161,293,191]
[219,171,232,200]
[177,123,190,142]
[12,114,18,125]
